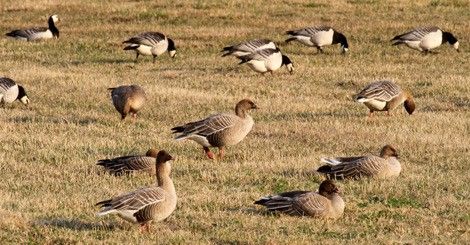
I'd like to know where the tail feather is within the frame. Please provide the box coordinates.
[317,165,332,173]
[238,56,249,65]
[221,52,232,57]
[356,97,369,103]
[95,199,112,207]
[221,46,233,52]
[123,45,139,50]
[285,37,297,43]
[171,126,185,133]
[285,30,296,35]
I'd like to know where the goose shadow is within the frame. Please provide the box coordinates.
[34,218,121,231]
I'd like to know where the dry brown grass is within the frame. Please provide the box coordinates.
[0,0,469,243]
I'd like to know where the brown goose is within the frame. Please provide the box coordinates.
[355,80,415,117]
[96,150,176,232]
[97,149,158,176]
[317,145,401,180]
[108,85,146,120]
[254,180,344,219]
[171,99,257,160]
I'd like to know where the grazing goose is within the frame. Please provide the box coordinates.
[355,80,415,117]
[96,150,176,232]
[221,39,276,57]
[391,26,459,53]
[123,32,176,63]
[108,85,146,120]
[0,77,30,106]
[285,26,349,54]
[97,149,158,176]
[171,99,257,160]
[318,145,401,180]
[254,180,344,219]
[238,48,293,75]
[6,14,59,41]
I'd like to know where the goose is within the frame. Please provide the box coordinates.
[97,149,158,176]
[96,150,176,232]
[254,180,344,219]
[221,39,276,57]
[237,48,294,75]
[108,85,146,120]
[6,14,59,41]
[285,26,349,54]
[123,32,176,63]
[318,145,401,180]
[0,77,30,106]
[171,99,257,160]
[391,26,459,53]
[355,80,415,117]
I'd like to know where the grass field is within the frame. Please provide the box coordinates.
[1,0,469,243]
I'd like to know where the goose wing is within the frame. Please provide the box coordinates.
[96,186,165,215]
[318,155,387,179]
[6,27,48,38]
[392,26,439,41]
[356,80,401,102]
[97,156,155,175]
[172,113,238,139]
[123,32,166,47]
[286,26,331,37]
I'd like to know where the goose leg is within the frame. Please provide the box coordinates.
[121,113,127,120]
[140,223,150,233]
[135,53,140,63]
[316,46,323,54]
[152,55,157,63]
[368,111,374,118]
[203,147,215,160]
[218,147,225,160]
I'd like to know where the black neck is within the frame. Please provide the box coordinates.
[442,32,457,45]
[332,31,348,48]
[48,17,59,37]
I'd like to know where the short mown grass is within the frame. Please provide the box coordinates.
[0,0,469,244]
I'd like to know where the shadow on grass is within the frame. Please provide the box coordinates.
[70,58,132,65]
[34,218,121,231]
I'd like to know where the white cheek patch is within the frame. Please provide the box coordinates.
[342,47,349,53]
[20,96,30,105]
[286,64,294,73]
[453,41,459,50]
[169,50,177,58]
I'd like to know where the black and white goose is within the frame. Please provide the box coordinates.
[238,48,293,75]
[0,77,29,106]
[221,39,277,57]
[6,14,59,41]
[391,26,459,53]
[123,32,176,63]
[285,26,349,54]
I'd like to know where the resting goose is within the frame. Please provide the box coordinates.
[123,32,176,63]
[108,85,146,120]
[97,149,158,176]
[254,180,344,219]
[355,80,415,117]
[6,14,59,41]
[171,99,257,160]
[221,39,276,57]
[237,48,293,75]
[285,26,349,54]
[318,145,401,180]
[96,150,176,232]
[391,26,459,53]
[0,77,30,106]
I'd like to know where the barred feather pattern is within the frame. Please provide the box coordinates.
[393,26,440,42]
[356,81,402,102]
[287,26,332,37]
[123,32,166,47]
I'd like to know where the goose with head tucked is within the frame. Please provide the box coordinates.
[355,80,415,117]
[221,39,276,57]
[0,77,30,106]
[96,150,176,232]
[6,14,59,41]
[285,26,349,54]
[254,180,344,219]
[391,26,459,53]
[108,85,146,121]
[237,48,293,75]
[318,145,401,180]
[97,149,159,176]
[171,99,258,160]
[123,32,176,63]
